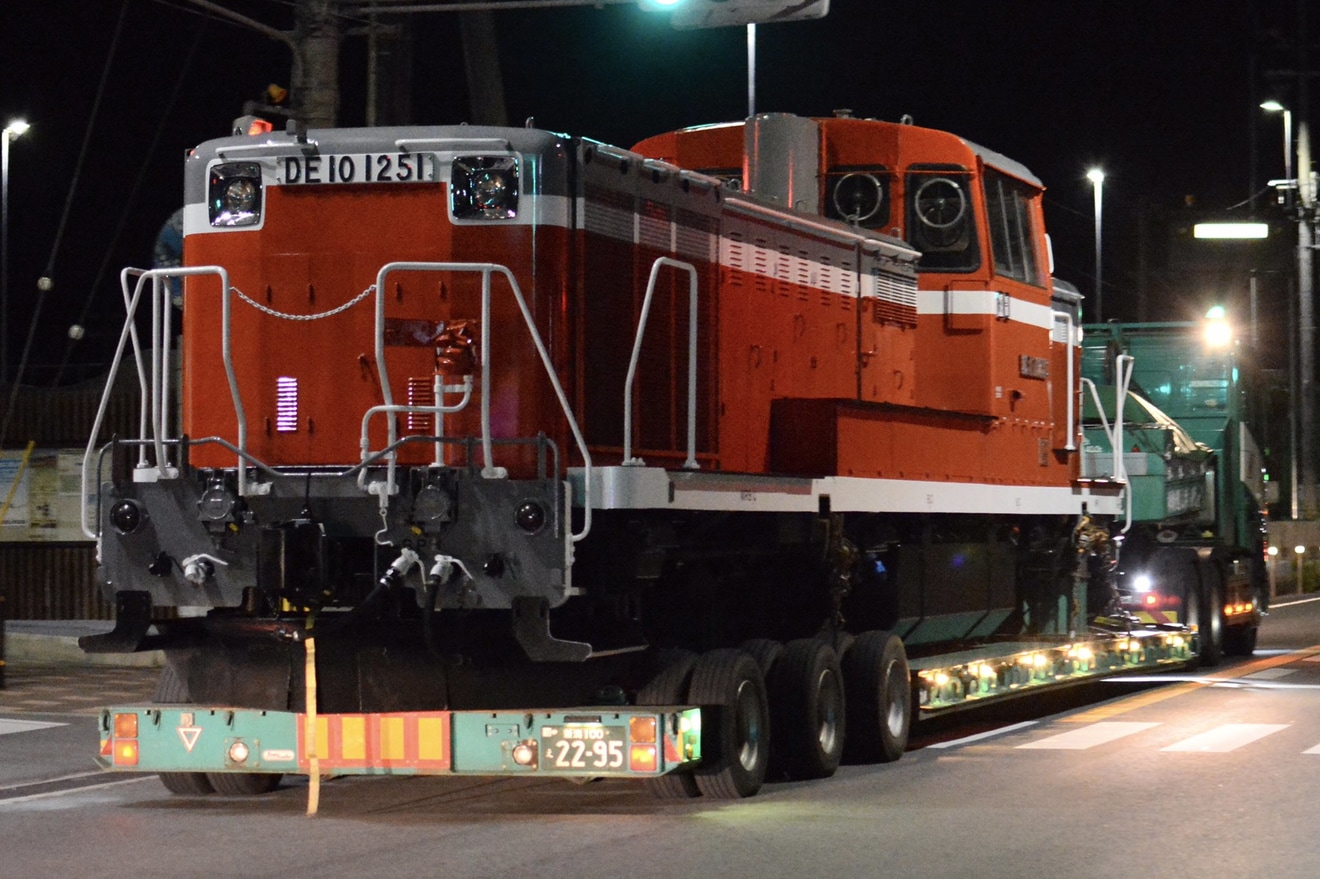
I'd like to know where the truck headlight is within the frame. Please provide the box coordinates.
[209,162,263,227]
[451,156,519,219]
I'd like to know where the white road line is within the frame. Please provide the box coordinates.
[1016,721,1160,750]
[1160,723,1290,753]
[1242,668,1298,680]
[926,721,1040,749]
[1304,744,1320,755]
[0,719,67,736]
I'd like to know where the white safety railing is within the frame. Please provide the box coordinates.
[360,262,594,542]
[81,266,242,539]
[622,257,701,469]
[82,261,595,545]
[1079,352,1135,531]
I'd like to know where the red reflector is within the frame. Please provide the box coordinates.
[629,716,657,744]
[114,740,139,767]
[113,713,138,739]
[100,737,113,758]
[629,744,657,772]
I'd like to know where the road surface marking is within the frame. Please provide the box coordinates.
[1304,744,1320,754]
[0,719,66,736]
[1065,644,1320,723]
[1242,668,1297,680]
[1017,721,1160,750]
[926,721,1040,749]
[1160,723,1290,752]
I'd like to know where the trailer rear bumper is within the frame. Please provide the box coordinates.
[98,706,702,779]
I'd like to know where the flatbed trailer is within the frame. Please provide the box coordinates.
[83,113,1203,801]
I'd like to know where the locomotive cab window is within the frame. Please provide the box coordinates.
[984,168,1045,287]
[906,164,979,272]
[825,165,890,229]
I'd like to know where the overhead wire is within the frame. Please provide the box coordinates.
[0,0,132,450]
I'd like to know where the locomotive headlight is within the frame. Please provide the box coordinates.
[110,499,146,534]
[208,162,263,227]
[451,156,519,219]
[515,500,546,534]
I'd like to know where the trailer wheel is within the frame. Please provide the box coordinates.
[1195,563,1224,667]
[739,639,784,677]
[689,649,770,799]
[767,639,846,780]
[154,662,284,796]
[636,650,701,799]
[841,630,910,764]
[206,772,282,796]
[1224,623,1258,657]
[153,664,214,796]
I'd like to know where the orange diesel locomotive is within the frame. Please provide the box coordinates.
[84,113,1185,801]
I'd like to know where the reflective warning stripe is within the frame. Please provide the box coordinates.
[296,712,452,772]
[1133,609,1180,625]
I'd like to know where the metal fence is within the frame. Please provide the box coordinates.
[0,543,108,620]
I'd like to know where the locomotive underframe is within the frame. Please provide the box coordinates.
[89,438,1144,717]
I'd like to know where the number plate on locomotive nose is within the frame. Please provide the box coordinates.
[541,724,627,771]
[280,152,441,186]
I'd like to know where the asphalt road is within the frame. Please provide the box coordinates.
[2,599,1319,879]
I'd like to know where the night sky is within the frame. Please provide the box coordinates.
[0,0,1306,386]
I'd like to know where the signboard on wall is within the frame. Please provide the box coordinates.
[0,449,92,543]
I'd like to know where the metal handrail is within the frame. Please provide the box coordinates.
[623,257,701,469]
[367,262,594,542]
[80,265,240,539]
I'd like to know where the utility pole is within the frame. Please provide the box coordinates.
[1296,0,1316,516]
[293,0,343,128]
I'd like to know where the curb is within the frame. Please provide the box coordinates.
[2,622,163,668]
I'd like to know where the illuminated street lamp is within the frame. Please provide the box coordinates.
[1086,168,1104,322]
[1262,98,1315,517]
[1260,100,1293,199]
[2,119,30,387]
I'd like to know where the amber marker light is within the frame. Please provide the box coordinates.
[629,716,657,744]
[114,740,140,767]
[630,744,658,772]
[113,713,138,739]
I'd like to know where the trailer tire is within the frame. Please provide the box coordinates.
[1195,563,1224,667]
[689,649,770,799]
[153,663,215,796]
[767,639,846,780]
[1224,623,1258,657]
[153,662,284,796]
[841,630,910,764]
[206,771,282,796]
[637,650,701,799]
[739,639,784,677]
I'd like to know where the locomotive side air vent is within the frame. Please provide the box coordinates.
[275,376,299,433]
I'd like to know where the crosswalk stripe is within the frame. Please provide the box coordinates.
[1160,723,1290,753]
[1242,668,1297,680]
[1304,744,1320,755]
[1016,721,1160,750]
[0,719,66,736]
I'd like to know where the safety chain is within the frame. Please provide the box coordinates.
[231,283,376,320]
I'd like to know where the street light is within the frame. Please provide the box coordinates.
[1260,100,1293,200]
[2,119,30,388]
[1262,99,1314,517]
[1086,167,1104,322]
